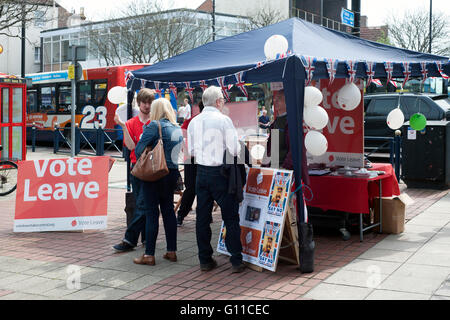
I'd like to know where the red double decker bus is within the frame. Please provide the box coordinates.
[25,64,149,142]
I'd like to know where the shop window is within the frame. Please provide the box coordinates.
[34,47,41,64]
[34,10,45,27]
[52,41,60,64]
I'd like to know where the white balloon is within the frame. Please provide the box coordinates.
[305,130,328,156]
[264,35,288,60]
[387,108,405,130]
[250,144,266,160]
[108,86,127,104]
[304,106,329,130]
[337,82,361,111]
[304,86,323,107]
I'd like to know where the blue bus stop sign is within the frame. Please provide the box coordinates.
[341,8,355,28]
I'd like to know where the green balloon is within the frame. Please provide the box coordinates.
[410,113,427,131]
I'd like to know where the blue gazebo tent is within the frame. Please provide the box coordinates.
[126,17,450,272]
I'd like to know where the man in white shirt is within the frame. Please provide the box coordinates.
[187,86,245,273]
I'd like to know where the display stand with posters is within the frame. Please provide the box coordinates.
[217,167,297,272]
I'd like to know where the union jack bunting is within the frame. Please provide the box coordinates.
[217,76,230,101]
[184,82,194,103]
[276,50,292,60]
[346,60,357,83]
[436,61,449,80]
[256,60,267,68]
[384,62,394,84]
[199,80,208,92]
[402,62,411,88]
[372,79,383,87]
[301,56,316,86]
[153,81,162,96]
[234,71,248,97]
[169,82,178,99]
[389,79,398,89]
[420,62,429,84]
[325,58,338,85]
[140,79,146,89]
[365,61,375,87]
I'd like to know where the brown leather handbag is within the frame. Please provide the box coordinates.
[131,121,169,182]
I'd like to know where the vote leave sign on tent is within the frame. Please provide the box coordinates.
[306,78,364,167]
[14,156,109,232]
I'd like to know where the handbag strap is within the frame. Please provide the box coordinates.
[157,120,163,145]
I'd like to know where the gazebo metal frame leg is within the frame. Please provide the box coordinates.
[359,179,383,242]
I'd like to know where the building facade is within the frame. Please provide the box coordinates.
[216,0,291,20]
[0,2,70,75]
[40,8,250,72]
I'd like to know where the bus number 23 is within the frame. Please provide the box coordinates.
[80,106,107,129]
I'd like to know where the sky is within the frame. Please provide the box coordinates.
[56,0,450,27]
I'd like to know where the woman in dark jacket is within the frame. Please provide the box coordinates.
[133,98,183,266]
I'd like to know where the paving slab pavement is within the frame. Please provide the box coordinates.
[0,146,448,300]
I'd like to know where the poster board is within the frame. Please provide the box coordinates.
[305,78,364,167]
[14,156,109,232]
[217,167,294,272]
[192,101,258,134]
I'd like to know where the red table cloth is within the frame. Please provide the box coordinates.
[305,163,400,214]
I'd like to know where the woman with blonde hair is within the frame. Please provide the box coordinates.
[133,98,183,266]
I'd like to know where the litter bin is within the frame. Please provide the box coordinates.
[401,121,450,189]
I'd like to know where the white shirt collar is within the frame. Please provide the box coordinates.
[203,106,220,112]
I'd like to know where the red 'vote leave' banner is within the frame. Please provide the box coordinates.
[14,156,109,232]
[306,78,364,167]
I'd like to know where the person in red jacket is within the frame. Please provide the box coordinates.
[113,88,155,252]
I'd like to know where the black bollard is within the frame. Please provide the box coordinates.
[299,222,315,273]
[31,123,36,152]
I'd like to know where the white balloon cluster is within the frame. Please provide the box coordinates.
[303,86,329,156]
[264,35,289,61]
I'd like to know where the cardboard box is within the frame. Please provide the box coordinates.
[373,194,412,234]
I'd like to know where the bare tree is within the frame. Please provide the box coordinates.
[242,6,284,117]
[243,6,284,31]
[0,0,52,38]
[86,25,123,66]
[85,0,211,66]
[386,8,449,56]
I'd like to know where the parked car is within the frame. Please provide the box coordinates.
[363,93,450,153]
[364,93,450,137]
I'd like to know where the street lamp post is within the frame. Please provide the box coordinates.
[21,3,26,78]
[212,0,216,41]
[429,0,432,53]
